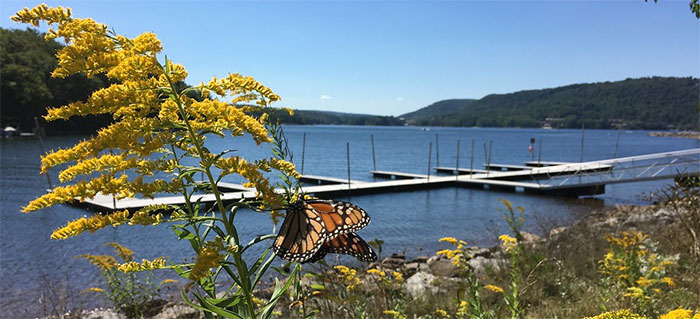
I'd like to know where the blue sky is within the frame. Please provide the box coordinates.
[2,0,698,116]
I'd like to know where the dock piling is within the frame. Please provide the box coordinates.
[580,124,585,162]
[435,134,439,167]
[487,140,493,178]
[613,128,622,158]
[301,132,307,174]
[455,139,460,180]
[538,139,542,166]
[371,134,377,171]
[346,142,351,188]
[470,139,475,179]
[427,142,432,181]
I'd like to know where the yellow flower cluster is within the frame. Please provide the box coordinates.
[498,234,518,253]
[660,308,700,319]
[79,254,118,271]
[435,309,449,318]
[128,210,163,226]
[81,287,105,294]
[117,257,167,272]
[14,5,284,233]
[606,231,648,250]
[334,265,361,291]
[484,284,504,293]
[215,157,280,207]
[456,300,469,318]
[367,268,404,286]
[190,237,224,281]
[583,309,647,319]
[105,242,134,261]
[161,279,178,285]
[51,210,129,239]
[383,310,405,319]
[437,237,470,268]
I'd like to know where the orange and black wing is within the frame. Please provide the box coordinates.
[306,232,377,263]
[272,201,328,263]
[305,199,371,239]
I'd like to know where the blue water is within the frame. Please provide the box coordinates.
[1,126,698,317]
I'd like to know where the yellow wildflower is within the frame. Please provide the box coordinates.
[439,237,458,245]
[117,257,167,272]
[105,242,134,261]
[484,284,504,293]
[624,287,644,298]
[499,234,518,252]
[660,308,693,319]
[334,265,361,290]
[128,210,163,226]
[79,254,117,271]
[161,279,178,285]
[51,211,130,239]
[636,277,653,288]
[383,310,405,319]
[80,287,105,294]
[392,271,404,282]
[583,309,647,319]
[190,238,224,281]
[367,268,386,277]
[661,276,675,287]
[435,309,449,318]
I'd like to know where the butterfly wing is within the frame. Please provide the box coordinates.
[306,200,371,239]
[272,201,328,263]
[306,232,377,263]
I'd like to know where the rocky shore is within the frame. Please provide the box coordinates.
[648,131,700,139]
[50,202,680,319]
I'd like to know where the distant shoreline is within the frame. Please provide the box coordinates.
[648,131,700,139]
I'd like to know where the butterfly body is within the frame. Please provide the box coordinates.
[272,199,375,263]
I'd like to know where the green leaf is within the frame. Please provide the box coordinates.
[191,291,244,318]
[241,234,276,254]
[259,264,300,319]
[310,284,325,290]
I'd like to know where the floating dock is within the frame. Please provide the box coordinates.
[76,148,700,211]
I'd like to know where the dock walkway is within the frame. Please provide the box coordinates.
[76,148,699,211]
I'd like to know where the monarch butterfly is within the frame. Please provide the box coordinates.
[272,199,372,263]
[306,232,377,263]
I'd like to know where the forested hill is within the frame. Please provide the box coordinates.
[401,77,700,130]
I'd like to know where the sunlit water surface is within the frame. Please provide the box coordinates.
[1,126,697,317]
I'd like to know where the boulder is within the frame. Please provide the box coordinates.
[403,272,440,298]
[427,256,460,277]
[467,256,501,277]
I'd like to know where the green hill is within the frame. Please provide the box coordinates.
[401,77,699,130]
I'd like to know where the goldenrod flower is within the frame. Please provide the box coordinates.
[661,276,675,287]
[117,257,167,272]
[80,287,105,294]
[334,265,361,290]
[439,237,458,245]
[499,234,518,252]
[105,242,134,261]
[367,268,386,277]
[51,211,129,239]
[189,238,224,281]
[484,284,504,293]
[161,279,178,285]
[129,210,163,226]
[435,309,449,318]
[79,254,117,271]
[392,271,404,282]
[583,309,647,319]
[660,308,694,319]
[623,287,644,298]
[636,277,653,288]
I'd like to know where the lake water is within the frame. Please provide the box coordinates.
[1,126,698,317]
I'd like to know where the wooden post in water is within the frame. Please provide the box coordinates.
[301,132,306,174]
[33,117,53,189]
[435,133,439,168]
[486,140,493,178]
[427,142,432,182]
[613,127,622,158]
[483,142,488,163]
[346,142,351,188]
[538,139,542,166]
[470,139,475,179]
[579,124,585,163]
[455,139,460,180]
[371,134,376,171]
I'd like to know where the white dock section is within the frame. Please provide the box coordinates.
[75,148,699,211]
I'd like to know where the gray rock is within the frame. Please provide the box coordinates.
[411,256,429,263]
[390,252,406,260]
[381,257,406,266]
[519,231,541,243]
[403,272,440,298]
[548,226,569,237]
[428,257,460,277]
[467,256,501,277]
